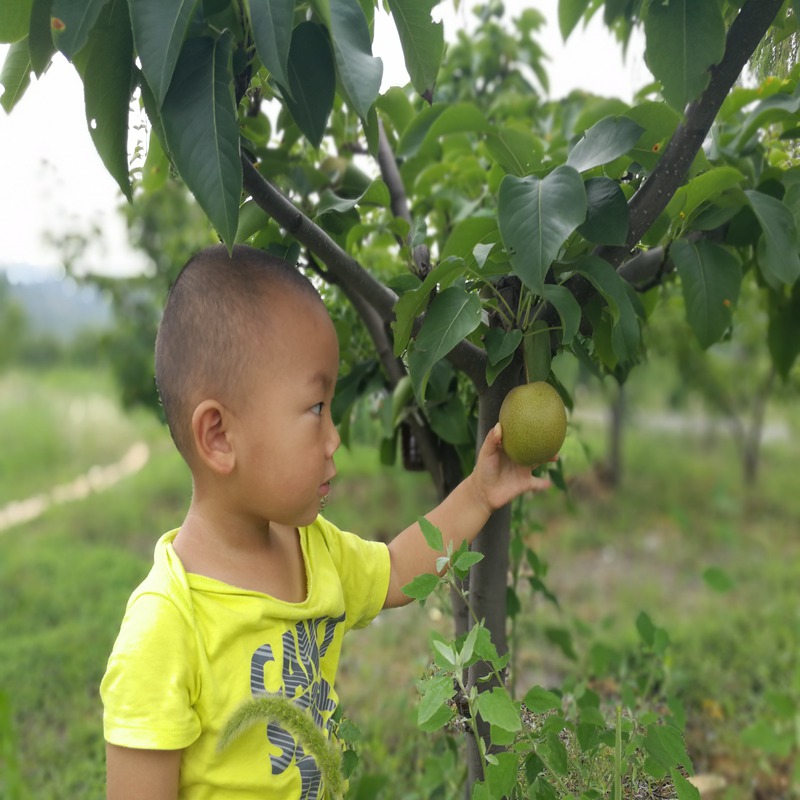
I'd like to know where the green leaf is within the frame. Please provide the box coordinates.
[51,0,110,59]
[453,551,484,572]
[161,31,242,248]
[28,0,56,77]
[671,769,702,800]
[76,0,133,201]
[0,39,32,113]
[566,116,644,173]
[485,127,544,177]
[498,166,587,294]
[745,190,800,288]
[574,255,640,361]
[541,284,580,345]
[735,90,800,149]
[316,179,390,216]
[418,675,455,724]
[484,328,522,366]
[441,217,499,262]
[768,283,800,379]
[702,566,735,593]
[0,0,33,43]
[418,516,443,552]
[644,724,690,770]
[130,0,200,107]
[523,319,551,382]
[485,752,519,797]
[476,688,521,733]
[245,0,294,92]
[671,239,741,349]
[524,685,562,714]
[329,0,382,119]
[392,258,465,356]
[644,0,725,110]
[280,22,336,148]
[385,0,444,100]
[395,103,446,157]
[402,572,441,601]
[579,177,629,246]
[407,285,482,400]
[424,102,490,142]
[665,166,745,220]
[559,0,591,39]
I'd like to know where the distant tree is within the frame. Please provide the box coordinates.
[0,274,28,368]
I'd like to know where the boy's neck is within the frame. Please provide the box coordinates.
[171,502,308,602]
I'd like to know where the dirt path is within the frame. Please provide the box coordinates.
[0,442,150,533]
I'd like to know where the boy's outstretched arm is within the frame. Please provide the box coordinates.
[106,744,182,800]
[383,423,553,609]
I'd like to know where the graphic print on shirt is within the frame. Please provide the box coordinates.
[250,613,345,800]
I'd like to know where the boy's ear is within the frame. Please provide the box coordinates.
[191,400,235,475]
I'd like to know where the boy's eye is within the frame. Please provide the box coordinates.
[311,402,324,416]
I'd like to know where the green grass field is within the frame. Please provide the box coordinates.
[0,365,797,798]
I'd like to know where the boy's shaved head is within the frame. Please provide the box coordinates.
[155,244,322,460]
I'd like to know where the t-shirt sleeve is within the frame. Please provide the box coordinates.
[319,518,391,631]
[101,591,201,750]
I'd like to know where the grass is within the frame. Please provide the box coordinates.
[0,364,798,798]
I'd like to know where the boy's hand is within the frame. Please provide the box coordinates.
[470,423,555,513]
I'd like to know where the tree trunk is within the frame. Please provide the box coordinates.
[465,357,525,791]
[742,366,776,485]
[607,381,626,488]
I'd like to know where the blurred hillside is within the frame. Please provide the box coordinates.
[1,266,112,341]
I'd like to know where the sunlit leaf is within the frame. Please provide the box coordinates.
[644,0,725,110]
[476,688,521,733]
[671,239,741,349]
[329,0,382,119]
[498,166,586,294]
[666,166,745,220]
[0,0,33,44]
[161,31,241,248]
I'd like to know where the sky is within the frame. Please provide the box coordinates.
[0,1,649,280]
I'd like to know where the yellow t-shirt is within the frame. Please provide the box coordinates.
[101,516,391,799]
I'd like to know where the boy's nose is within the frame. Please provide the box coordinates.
[326,420,341,457]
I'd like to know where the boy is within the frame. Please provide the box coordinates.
[101,244,553,799]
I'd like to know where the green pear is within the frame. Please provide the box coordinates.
[499,381,567,466]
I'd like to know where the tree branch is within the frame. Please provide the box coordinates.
[376,119,432,277]
[536,0,784,329]
[242,154,489,387]
[603,0,785,268]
